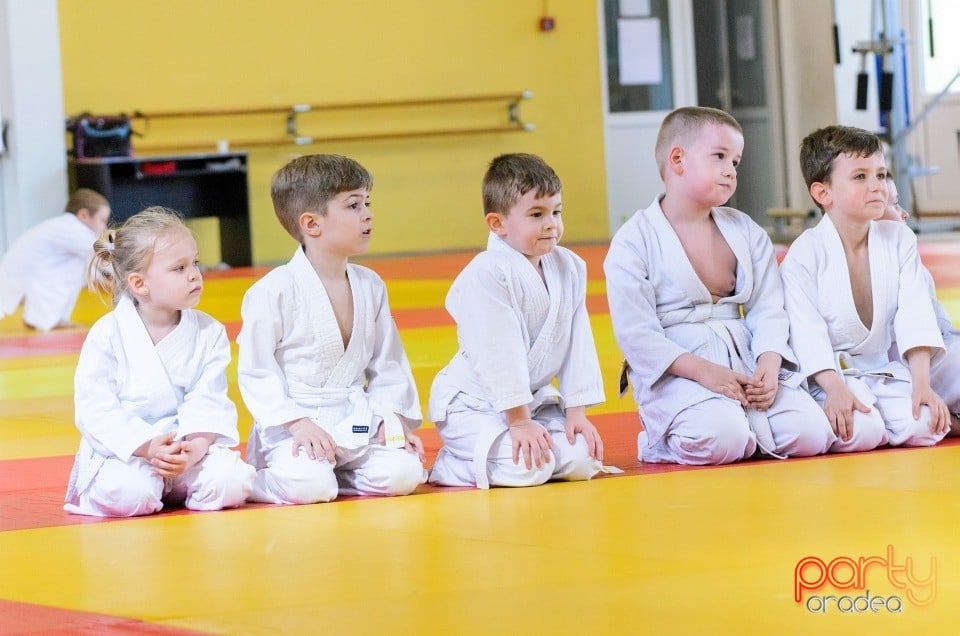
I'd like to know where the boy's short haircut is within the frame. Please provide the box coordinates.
[799,125,883,190]
[66,188,108,215]
[270,154,373,241]
[654,106,743,175]
[482,153,562,216]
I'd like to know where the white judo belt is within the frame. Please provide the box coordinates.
[306,387,406,450]
[704,320,785,460]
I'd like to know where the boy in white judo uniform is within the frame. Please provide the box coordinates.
[238,154,426,505]
[66,207,254,517]
[605,106,834,465]
[880,175,959,434]
[781,125,951,449]
[428,153,605,489]
[0,188,110,330]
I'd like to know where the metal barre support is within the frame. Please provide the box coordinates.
[134,123,533,154]
[128,91,533,152]
[135,92,533,119]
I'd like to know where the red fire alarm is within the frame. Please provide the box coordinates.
[539,16,556,32]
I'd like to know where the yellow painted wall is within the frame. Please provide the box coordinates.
[58,0,609,264]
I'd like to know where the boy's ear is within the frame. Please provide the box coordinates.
[75,207,92,222]
[667,146,684,175]
[299,212,322,237]
[809,182,831,209]
[127,272,148,298]
[485,212,505,235]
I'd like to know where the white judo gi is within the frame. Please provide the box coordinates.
[918,271,958,416]
[428,234,605,489]
[0,213,97,330]
[65,296,254,517]
[238,248,426,505]
[928,283,960,416]
[605,197,834,465]
[781,216,947,449]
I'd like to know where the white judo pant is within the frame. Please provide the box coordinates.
[247,435,427,505]
[811,374,947,451]
[64,446,255,517]
[639,384,835,465]
[429,398,601,489]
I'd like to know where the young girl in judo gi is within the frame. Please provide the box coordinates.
[238,154,426,505]
[780,126,951,450]
[605,106,834,465]
[64,207,254,517]
[428,153,605,488]
[0,188,110,330]
[880,176,960,435]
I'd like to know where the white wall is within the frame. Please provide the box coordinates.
[901,0,960,213]
[777,0,839,209]
[0,0,68,255]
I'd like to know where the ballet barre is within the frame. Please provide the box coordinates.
[129,92,535,153]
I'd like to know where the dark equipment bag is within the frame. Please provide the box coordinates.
[66,113,144,158]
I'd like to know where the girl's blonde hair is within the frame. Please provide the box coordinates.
[88,206,191,304]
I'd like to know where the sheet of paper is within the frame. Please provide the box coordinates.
[617,18,662,85]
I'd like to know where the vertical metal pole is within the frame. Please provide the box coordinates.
[883,0,913,219]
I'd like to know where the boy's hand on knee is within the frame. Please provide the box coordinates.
[814,370,870,442]
[694,361,751,407]
[746,353,782,411]
[147,433,188,478]
[911,383,951,435]
[287,418,337,463]
[403,428,426,463]
[137,432,186,478]
[508,421,553,470]
[821,386,869,442]
[564,406,604,461]
[180,434,215,470]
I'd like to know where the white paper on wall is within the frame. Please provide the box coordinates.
[617,18,662,86]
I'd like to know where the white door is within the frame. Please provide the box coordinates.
[601,0,787,233]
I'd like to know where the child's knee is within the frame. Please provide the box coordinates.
[830,410,887,453]
[88,464,163,517]
[703,425,753,464]
[670,414,753,465]
[775,413,835,457]
[268,457,338,504]
[888,407,945,447]
[362,451,426,496]
[488,453,557,487]
[552,434,601,482]
[187,451,256,510]
[793,423,835,457]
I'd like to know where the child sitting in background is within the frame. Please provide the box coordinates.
[0,188,110,330]
[881,175,959,434]
[65,207,254,517]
